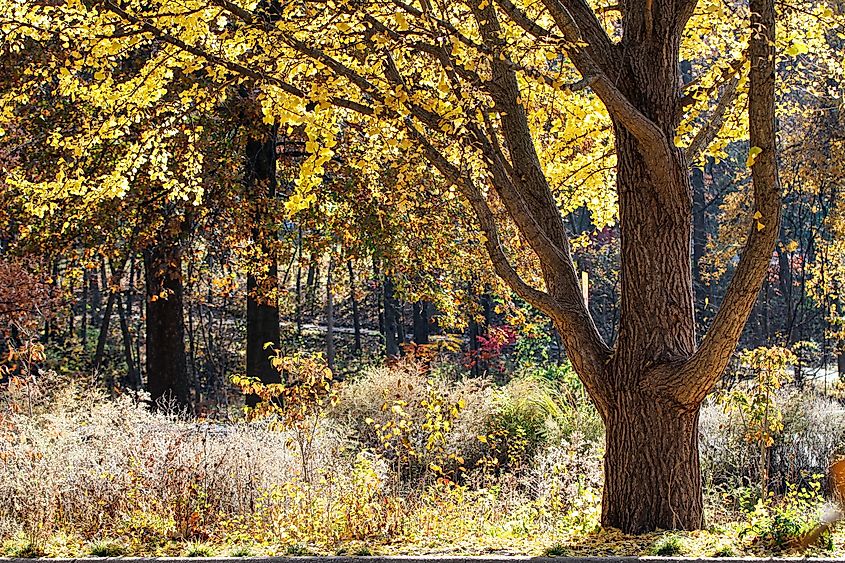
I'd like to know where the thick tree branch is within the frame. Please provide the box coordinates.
[406,126,611,408]
[495,0,676,177]
[406,129,562,316]
[651,0,781,405]
[542,0,618,72]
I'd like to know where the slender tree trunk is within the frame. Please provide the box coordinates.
[90,263,102,325]
[777,247,794,342]
[245,130,281,406]
[79,268,89,350]
[143,237,191,410]
[396,299,406,346]
[127,254,135,318]
[67,274,76,339]
[468,306,481,378]
[412,300,430,345]
[837,344,845,380]
[93,290,116,378]
[347,260,362,354]
[305,255,319,318]
[692,165,707,313]
[374,258,385,336]
[326,255,335,370]
[383,275,400,358]
[295,228,303,335]
[134,260,143,382]
[186,256,198,398]
[116,292,139,390]
[43,260,60,341]
[763,280,771,343]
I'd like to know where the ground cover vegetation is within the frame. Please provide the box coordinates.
[1,0,845,552]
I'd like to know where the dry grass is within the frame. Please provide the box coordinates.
[2,365,845,557]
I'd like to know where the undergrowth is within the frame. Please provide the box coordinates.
[1,359,843,557]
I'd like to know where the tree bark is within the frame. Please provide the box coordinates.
[396,299,406,346]
[244,129,281,406]
[692,164,708,315]
[838,349,845,381]
[347,260,362,354]
[412,300,430,345]
[468,305,481,378]
[93,289,116,378]
[89,264,102,326]
[143,237,191,410]
[79,267,89,350]
[603,392,702,532]
[373,258,385,336]
[383,274,400,358]
[326,254,335,370]
[115,292,139,390]
[295,228,303,335]
[305,255,319,318]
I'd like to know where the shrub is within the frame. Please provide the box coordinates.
[485,369,603,474]
[332,363,496,480]
[651,534,686,556]
[528,434,603,533]
[701,389,845,495]
[544,543,569,556]
[486,377,552,473]
[710,543,736,557]
[184,541,215,557]
[228,545,256,557]
[89,539,126,556]
[738,479,827,550]
[2,535,44,558]
[0,370,342,546]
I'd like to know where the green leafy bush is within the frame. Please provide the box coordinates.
[739,479,827,549]
[651,534,687,556]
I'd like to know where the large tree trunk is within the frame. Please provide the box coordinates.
[144,237,191,410]
[602,392,702,532]
[599,125,701,530]
[244,129,281,406]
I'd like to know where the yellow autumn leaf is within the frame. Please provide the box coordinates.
[786,41,809,56]
[747,146,763,167]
